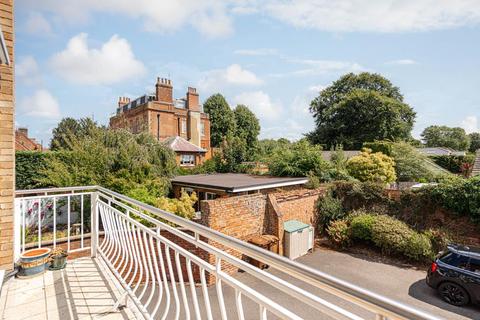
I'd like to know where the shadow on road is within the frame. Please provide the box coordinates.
[408,279,480,319]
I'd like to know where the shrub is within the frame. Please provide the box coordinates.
[326,219,351,248]
[369,214,433,261]
[305,171,321,189]
[370,215,414,255]
[332,181,390,212]
[346,148,396,184]
[317,192,345,231]
[424,228,451,254]
[404,233,433,261]
[350,213,376,241]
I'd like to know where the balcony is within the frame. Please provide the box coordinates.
[1,186,442,320]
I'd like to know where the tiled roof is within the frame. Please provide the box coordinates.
[162,136,206,153]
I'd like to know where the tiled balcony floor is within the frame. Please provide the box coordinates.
[0,257,137,320]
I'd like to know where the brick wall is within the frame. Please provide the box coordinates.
[0,0,14,270]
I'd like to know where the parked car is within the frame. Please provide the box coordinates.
[426,244,480,306]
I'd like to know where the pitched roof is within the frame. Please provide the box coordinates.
[162,136,206,153]
[171,173,308,193]
[417,147,466,156]
[321,150,361,161]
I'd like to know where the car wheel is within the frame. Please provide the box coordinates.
[438,282,470,306]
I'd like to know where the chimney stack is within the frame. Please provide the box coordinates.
[186,87,199,111]
[18,127,28,136]
[155,77,173,104]
[118,96,130,107]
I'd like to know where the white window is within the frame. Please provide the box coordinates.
[205,192,217,200]
[180,154,195,166]
[201,122,205,136]
[181,119,187,134]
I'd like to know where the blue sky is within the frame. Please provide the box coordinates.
[14,1,480,147]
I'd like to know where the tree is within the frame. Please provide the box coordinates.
[390,142,434,182]
[203,94,235,147]
[308,73,416,150]
[469,132,480,153]
[346,149,396,183]
[421,125,470,151]
[41,125,177,198]
[213,135,248,173]
[233,104,260,156]
[50,117,97,150]
[268,140,329,177]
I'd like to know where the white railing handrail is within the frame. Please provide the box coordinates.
[15,186,442,320]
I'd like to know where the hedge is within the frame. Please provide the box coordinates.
[430,155,475,173]
[15,151,53,190]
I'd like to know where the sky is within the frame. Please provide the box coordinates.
[14,0,480,147]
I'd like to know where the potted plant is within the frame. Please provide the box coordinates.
[48,248,68,270]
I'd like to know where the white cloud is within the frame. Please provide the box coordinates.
[234,48,278,56]
[16,56,42,85]
[21,0,233,38]
[19,0,480,36]
[264,0,480,33]
[386,59,418,65]
[24,12,52,36]
[199,64,263,91]
[233,90,279,121]
[270,59,365,78]
[308,84,326,93]
[19,90,61,119]
[462,115,479,134]
[50,33,146,85]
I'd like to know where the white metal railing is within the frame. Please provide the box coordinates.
[15,186,443,320]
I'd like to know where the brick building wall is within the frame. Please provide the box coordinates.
[0,0,14,270]
[109,78,211,162]
[198,187,327,277]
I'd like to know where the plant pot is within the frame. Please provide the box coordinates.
[17,248,51,278]
[49,254,68,270]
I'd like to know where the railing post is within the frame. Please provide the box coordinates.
[90,192,99,258]
[13,198,21,263]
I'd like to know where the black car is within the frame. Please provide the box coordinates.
[426,244,480,306]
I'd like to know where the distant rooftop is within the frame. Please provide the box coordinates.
[162,136,206,153]
[321,150,361,161]
[171,173,308,193]
[417,147,466,156]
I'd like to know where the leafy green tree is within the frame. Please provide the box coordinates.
[41,125,176,198]
[233,104,260,157]
[390,142,434,181]
[469,132,480,153]
[256,138,291,161]
[213,135,248,173]
[50,117,98,150]
[346,149,396,183]
[308,73,416,149]
[421,125,470,151]
[203,94,235,147]
[268,140,329,177]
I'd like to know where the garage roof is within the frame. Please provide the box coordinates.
[171,173,308,193]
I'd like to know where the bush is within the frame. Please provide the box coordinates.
[317,192,345,231]
[431,155,475,174]
[429,176,480,222]
[326,219,351,248]
[370,215,414,255]
[346,148,396,184]
[424,228,451,254]
[404,233,433,261]
[331,181,390,212]
[350,213,376,241]
[305,171,321,189]
[369,214,433,261]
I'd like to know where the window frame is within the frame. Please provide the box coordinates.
[180,154,195,166]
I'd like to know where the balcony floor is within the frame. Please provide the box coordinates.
[0,257,137,320]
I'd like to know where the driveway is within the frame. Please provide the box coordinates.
[292,248,480,320]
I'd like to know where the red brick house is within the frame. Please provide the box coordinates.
[15,128,42,151]
[109,78,211,166]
